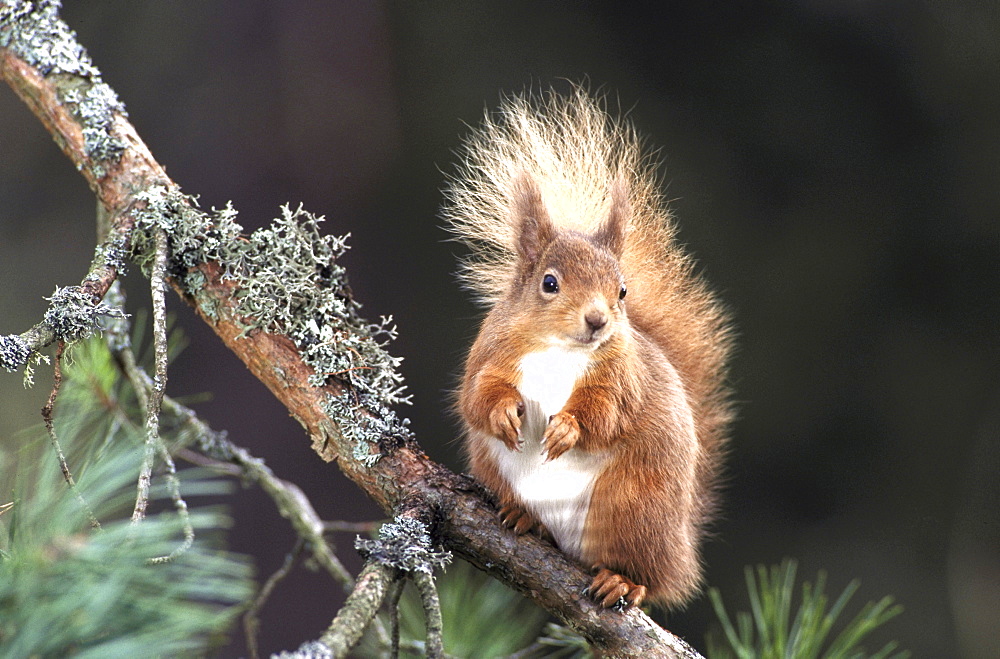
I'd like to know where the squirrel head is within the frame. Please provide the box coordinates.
[509,175,630,352]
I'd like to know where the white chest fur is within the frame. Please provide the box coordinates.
[487,347,609,558]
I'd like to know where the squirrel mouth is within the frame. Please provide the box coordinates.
[573,331,605,347]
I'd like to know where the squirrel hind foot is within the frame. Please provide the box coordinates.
[586,566,648,610]
[498,502,551,540]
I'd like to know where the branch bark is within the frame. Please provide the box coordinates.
[0,6,702,657]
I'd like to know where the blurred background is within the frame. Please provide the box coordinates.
[2,1,998,656]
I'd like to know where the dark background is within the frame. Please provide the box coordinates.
[2,2,998,656]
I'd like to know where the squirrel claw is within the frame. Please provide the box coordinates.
[542,411,579,461]
[587,567,647,610]
[499,503,546,536]
[490,399,524,451]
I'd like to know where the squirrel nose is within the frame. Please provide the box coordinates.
[585,310,608,332]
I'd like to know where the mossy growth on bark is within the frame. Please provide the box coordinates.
[129,186,411,466]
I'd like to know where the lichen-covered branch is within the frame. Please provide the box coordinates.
[0,0,156,373]
[1,284,127,385]
[319,561,399,658]
[130,230,168,528]
[318,514,449,657]
[1,2,702,656]
[411,570,445,658]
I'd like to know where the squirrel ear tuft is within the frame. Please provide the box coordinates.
[513,174,554,266]
[595,178,629,258]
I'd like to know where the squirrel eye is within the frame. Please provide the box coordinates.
[619,283,627,300]
[542,273,559,294]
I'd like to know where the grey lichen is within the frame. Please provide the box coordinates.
[302,315,406,397]
[0,0,98,77]
[229,205,353,338]
[323,391,411,467]
[88,235,129,276]
[21,351,49,388]
[0,334,31,373]
[0,283,125,384]
[42,285,127,343]
[130,186,240,280]
[129,186,411,463]
[62,82,126,166]
[100,282,131,354]
[355,516,452,575]
[0,0,126,175]
[270,641,333,659]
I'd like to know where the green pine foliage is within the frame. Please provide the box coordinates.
[380,559,550,657]
[0,335,254,656]
[706,558,908,659]
[520,622,593,658]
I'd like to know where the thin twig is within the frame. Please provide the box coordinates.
[245,537,305,659]
[323,520,384,535]
[387,579,405,659]
[176,409,359,591]
[0,203,135,373]
[41,341,101,530]
[412,570,446,659]
[129,233,166,526]
[98,353,191,560]
[148,439,194,564]
[126,230,194,561]
[174,447,241,476]
[108,337,391,645]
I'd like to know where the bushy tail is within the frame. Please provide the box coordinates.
[442,86,734,524]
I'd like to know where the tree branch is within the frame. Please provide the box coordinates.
[0,4,702,656]
[319,561,399,657]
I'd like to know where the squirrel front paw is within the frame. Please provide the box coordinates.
[489,398,524,450]
[542,411,580,461]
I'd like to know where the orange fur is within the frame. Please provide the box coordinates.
[447,87,733,609]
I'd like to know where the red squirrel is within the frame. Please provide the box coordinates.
[444,88,733,609]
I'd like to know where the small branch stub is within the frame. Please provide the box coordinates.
[354,515,452,576]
